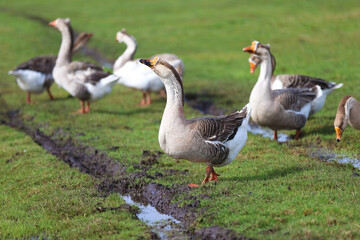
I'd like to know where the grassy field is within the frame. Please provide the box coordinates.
[1,0,360,239]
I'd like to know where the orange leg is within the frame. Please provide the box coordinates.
[209,167,220,181]
[140,92,147,106]
[188,166,220,188]
[85,101,90,113]
[47,87,54,100]
[146,91,152,105]
[76,100,86,114]
[201,166,212,185]
[294,129,301,140]
[273,130,278,141]
[26,92,31,104]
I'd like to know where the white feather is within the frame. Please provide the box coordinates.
[9,70,49,94]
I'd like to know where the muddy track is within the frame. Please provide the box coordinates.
[1,110,248,240]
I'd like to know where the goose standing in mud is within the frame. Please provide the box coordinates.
[248,52,343,115]
[140,57,251,186]
[114,29,185,106]
[8,32,93,104]
[334,96,360,142]
[50,18,119,113]
[243,41,317,141]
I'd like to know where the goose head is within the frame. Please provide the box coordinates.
[248,55,261,74]
[49,18,71,31]
[115,28,137,44]
[140,57,181,82]
[334,96,352,142]
[243,41,271,60]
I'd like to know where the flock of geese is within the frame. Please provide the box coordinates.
[8,18,359,186]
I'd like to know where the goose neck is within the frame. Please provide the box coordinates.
[162,75,186,122]
[114,35,137,71]
[56,25,73,66]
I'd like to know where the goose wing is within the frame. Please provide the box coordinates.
[277,74,338,90]
[15,56,56,74]
[273,87,317,111]
[66,61,109,85]
[187,109,248,143]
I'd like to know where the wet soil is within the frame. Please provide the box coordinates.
[184,92,227,116]
[1,110,248,240]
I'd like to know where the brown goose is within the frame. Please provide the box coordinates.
[248,52,343,115]
[114,29,185,106]
[50,18,119,113]
[334,96,360,142]
[140,57,251,186]
[244,41,317,141]
[8,32,93,104]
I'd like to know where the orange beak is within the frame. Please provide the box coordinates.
[139,56,159,69]
[243,41,258,54]
[335,127,343,142]
[249,61,256,74]
[49,20,57,27]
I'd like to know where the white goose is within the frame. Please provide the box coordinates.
[243,41,317,141]
[8,32,93,104]
[140,57,251,186]
[334,96,360,142]
[248,51,343,115]
[50,18,119,113]
[114,29,185,106]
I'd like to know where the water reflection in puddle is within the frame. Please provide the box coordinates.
[120,195,182,239]
[310,148,360,170]
[247,123,289,143]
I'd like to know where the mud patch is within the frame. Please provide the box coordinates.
[141,150,162,166]
[121,195,185,239]
[185,92,226,116]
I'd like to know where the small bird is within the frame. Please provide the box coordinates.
[8,32,93,104]
[247,51,343,115]
[50,18,119,113]
[140,57,251,186]
[334,96,360,142]
[243,41,317,141]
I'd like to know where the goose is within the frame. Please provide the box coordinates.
[49,18,119,113]
[140,57,251,186]
[8,32,93,104]
[243,41,317,141]
[334,96,360,142]
[248,52,343,115]
[114,29,185,106]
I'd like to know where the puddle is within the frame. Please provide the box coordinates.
[121,195,183,240]
[247,122,289,142]
[310,148,360,170]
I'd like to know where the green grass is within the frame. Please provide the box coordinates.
[0,125,151,239]
[1,0,360,239]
